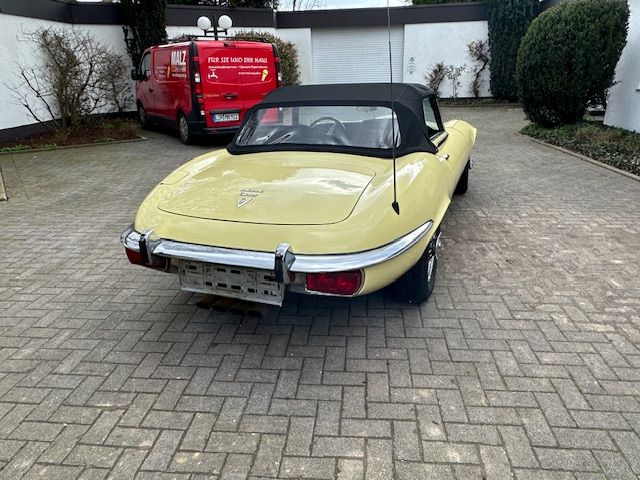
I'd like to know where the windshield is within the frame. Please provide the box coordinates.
[235,105,400,149]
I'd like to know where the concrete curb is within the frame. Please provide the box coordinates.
[520,134,640,183]
[0,164,6,201]
[0,136,147,157]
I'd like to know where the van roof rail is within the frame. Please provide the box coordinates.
[166,35,269,44]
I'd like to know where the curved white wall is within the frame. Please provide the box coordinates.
[604,0,640,133]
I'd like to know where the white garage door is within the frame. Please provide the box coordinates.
[312,26,404,84]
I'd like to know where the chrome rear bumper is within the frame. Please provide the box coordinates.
[121,220,433,277]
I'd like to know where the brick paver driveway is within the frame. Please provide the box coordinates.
[1,107,639,480]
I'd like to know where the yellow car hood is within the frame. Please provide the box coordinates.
[157,154,376,225]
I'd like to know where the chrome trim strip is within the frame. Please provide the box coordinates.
[120,220,433,273]
[290,221,433,273]
[431,131,449,148]
[154,241,276,271]
[121,226,141,251]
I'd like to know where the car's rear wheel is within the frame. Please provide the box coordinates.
[138,103,149,129]
[393,230,440,304]
[178,113,192,145]
[455,159,470,195]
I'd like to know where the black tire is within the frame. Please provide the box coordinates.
[455,160,470,195]
[178,113,192,145]
[137,103,149,129]
[393,233,439,304]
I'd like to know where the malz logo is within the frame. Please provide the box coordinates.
[170,50,187,66]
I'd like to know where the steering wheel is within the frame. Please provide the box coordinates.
[310,116,346,133]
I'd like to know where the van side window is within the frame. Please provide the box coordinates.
[422,97,442,138]
[140,53,151,77]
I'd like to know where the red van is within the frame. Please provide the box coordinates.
[133,39,282,144]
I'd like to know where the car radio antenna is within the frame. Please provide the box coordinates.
[387,0,400,215]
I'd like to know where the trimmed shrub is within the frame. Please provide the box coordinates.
[234,30,300,85]
[488,0,536,101]
[517,0,629,126]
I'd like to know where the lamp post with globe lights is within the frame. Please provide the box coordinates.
[197,15,233,41]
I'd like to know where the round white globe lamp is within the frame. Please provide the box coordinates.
[197,16,212,33]
[218,15,233,31]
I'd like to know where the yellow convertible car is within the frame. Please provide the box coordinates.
[122,83,476,306]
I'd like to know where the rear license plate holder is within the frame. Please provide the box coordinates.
[179,260,284,306]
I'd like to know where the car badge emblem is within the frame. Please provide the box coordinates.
[237,188,263,208]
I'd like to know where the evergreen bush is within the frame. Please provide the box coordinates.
[516,0,629,126]
[487,0,536,101]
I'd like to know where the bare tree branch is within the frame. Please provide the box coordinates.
[6,26,133,135]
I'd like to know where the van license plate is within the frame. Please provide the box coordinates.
[213,112,239,123]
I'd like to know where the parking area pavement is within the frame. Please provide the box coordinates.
[1,106,639,480]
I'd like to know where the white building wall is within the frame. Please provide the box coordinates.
[403,21,490,98]
[604,0,640,133]
[0,12,487,132]
[0,14,129,131]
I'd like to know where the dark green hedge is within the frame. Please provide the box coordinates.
[487,0,536,101]
[517,0,629,126]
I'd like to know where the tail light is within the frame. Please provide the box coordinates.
[306,271,362,296]
[192,59,204,113]
[275,57,282,87]
[125,247,144,266]
[125,247,167,271]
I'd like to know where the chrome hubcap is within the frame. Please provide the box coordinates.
[427,254,435,283]
[426,231,441,284]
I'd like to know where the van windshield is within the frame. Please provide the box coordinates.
[235,105,400,149]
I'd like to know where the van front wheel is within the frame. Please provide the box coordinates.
[138,104,149,129]
[178,113,192,145]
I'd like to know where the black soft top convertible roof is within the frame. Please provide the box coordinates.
[228,83,439,158]
[262,83,434,121]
